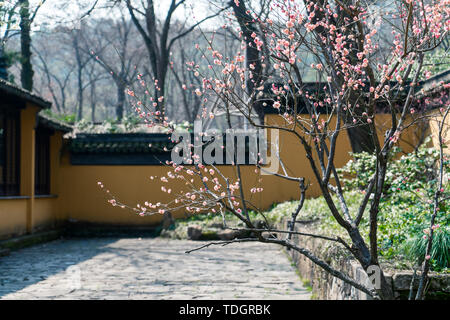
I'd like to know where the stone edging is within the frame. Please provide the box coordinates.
[278,218,450,300]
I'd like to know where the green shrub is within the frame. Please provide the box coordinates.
[167,141,449,271]
[41,109,76,124]
[338,140,445,197]
[403,226,450,271]
[273,141,449,271]
[334,140,449,270]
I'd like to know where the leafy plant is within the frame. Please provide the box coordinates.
[335,140,449,270]
[41,109,76,124]
[338,139,445,197]
[403,226,450,272]
[122,115,141,131]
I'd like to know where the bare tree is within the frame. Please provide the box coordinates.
[54,25,100,121]
[229,0,266,123]
[33,38,75,113]
[85,12,145,121]
[170,43,203,122]
[124,0,226,120]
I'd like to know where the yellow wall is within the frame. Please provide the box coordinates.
[0,199,28,240]
[265,113,422,198]
[20,104,36,232]
[0,105,36,239]
[0,104,64,239]
[427,110,450,154]
[31,127,64,232]
[58,155,170,226]
[33,198,58,231]
[0,107,445,237]
[56,114,423,226]
[57,156,289,225]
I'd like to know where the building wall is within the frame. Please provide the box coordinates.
[0,199,28,240]
[56,113,425,227]
[0,104,64,239]
[33,197,58,231]
[428,110,450,154]
[31,128,64,232]
[264,113,422,198]
[0,104,37,239]
[57,149,289,225]
[0,108,445,238]
[32,131,66,232]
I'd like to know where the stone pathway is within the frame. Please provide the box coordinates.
[0,238,311,300]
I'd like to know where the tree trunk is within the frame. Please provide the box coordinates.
[76,67,83,121]
[348,230,394,299]
[345,120,377,154]
[154,66,167,120]
[91,101,96,123]
[378,270,395,300]
[116,83,126,121]
[90,81,96,123]
[74,34,84,121]
[0,46,9,80]
[230,0,264,124]
[19,0,33,91]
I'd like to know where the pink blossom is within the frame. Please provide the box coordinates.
[432,224,440,230]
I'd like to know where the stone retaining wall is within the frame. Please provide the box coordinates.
[279,219,450,300]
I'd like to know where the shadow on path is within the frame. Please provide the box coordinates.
[0,238,118,297]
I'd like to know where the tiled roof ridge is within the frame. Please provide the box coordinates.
[0,78,52,109]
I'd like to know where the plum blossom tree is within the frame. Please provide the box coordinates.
[101,0,449,300]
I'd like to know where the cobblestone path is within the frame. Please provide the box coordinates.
[0,238,310,300]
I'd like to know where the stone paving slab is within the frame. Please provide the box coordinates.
[0,238,311,300]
